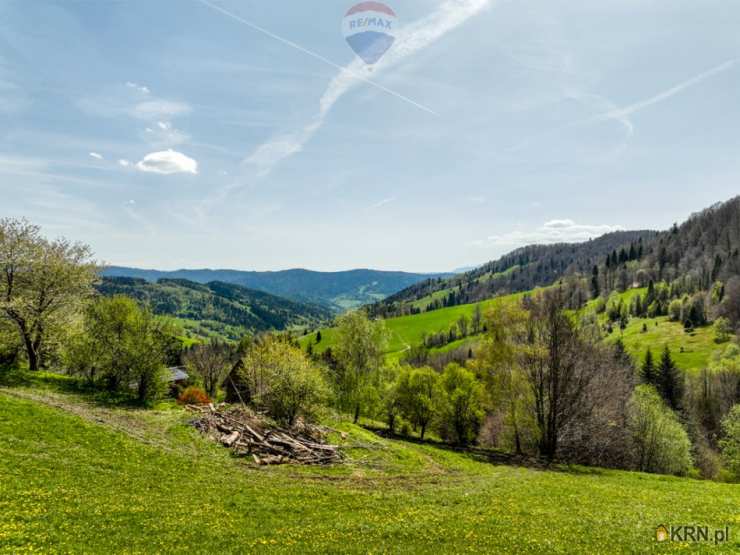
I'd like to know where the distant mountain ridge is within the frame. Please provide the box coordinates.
[101,267,449,312]
[97,277,333,341]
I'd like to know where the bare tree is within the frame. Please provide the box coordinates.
[521,288,605,461]
[183,339,233,397]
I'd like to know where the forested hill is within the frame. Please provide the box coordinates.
[639,196,740,288]
[371,195,740,318]
[370,230,656,317]
[101,267,447,312]
[96,277,333,339]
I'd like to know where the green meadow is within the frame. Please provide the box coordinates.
[305,286,732,371]
[301,290,528,358]
[1,374,738,554]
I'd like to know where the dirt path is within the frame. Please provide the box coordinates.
[0,387,195,455]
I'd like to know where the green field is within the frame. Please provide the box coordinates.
[305,286,734,372]
[1,374,738,553]
[301,290,529,358]
[586,288,731,372]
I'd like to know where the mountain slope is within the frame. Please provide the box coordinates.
[101,267,447,312]
[371,230,656,317]
[96,277,332,340]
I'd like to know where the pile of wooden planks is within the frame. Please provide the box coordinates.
[188,404,342,466]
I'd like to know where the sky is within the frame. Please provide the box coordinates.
[1,0,739,273]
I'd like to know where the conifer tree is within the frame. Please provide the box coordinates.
[641,348,656,386]
[658,346,683,411]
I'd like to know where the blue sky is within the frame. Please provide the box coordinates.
[1,0,739,272]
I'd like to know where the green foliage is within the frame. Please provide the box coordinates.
[65,296,172,403]
[0,218,98,370]
[719,405,740,481]
[238,336,327,425]
[396,366,441,439]
[641,348,655,385]
[438,363,483,445]
[657,346,683,411]
[98,277,332,341]
[714,317,734,344]
[627,385,693,476]
[332,311,389,421]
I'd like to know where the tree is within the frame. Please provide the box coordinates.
[457,315,469,338]
[0,218,97,370]
[183,339,232,398]
[627,385,692,476]
[397,366,441,439]
[719,405,740,481]
[473,302,534,454]
[641,348,656,386]
[658,346,683,411]
[713,317,733,344]
[438,363,483,445]
[719,278,740,327]
[520,289,607,460]
[590,265,600,298]
[333,311,388,423]
[315,330,322,344]
[471,304,483,335]
[238,335,327,426]
[379,363,403,434]
[66,296,171,402]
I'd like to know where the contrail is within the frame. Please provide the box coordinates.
[596,59,737,122]
[194,0,436,115]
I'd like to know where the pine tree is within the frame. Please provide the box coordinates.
[315,331,322,344]
[658,346,683,411]
[590,265,600,298]
[645,280,656,306]
[641,348,656,386]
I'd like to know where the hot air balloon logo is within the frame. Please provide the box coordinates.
[342,2,397,66]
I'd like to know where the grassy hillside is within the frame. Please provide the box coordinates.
[98,277,332,341]
[584,288,731,372]
[0,378,738,553]
[301,290,530,358]
[306,285,734,371]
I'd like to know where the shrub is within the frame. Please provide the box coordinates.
[719,405,740,481]
[627,385,693,476]
[238,336,328,426]
[178,386,211,406]
[714,317,733,344]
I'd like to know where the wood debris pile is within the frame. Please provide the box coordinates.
[188,404,342,466]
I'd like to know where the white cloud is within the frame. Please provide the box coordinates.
[135,149,198,175]
[370,197,396,210]
[88,152,103,160]
[118,159,131,167]
[125,81,150,95]
[472,220,624,248]
[132,100,191,120]
[143,121,190,148]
